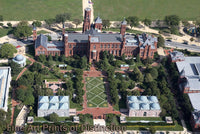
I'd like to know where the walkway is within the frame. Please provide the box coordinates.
[15,105,29,126]
[77,65,120,118]
[10,57,35,125]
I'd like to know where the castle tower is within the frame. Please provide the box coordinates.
[120,18,127,36]
[64,34,69,57]
[33,24,37,41]
[83,8,91,33]
[94,16,102,32]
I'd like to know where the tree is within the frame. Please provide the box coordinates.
[9,61,21,75]
[48,113,59,122]
[80,56,87,69]
[144,73,153,83]
[136,54,140,63]
[7,22,12,27]
[30,62,42,72]
[0,43,17,58]
[32,20,42,27]
[73,19,82,28]
[147,67,158,79]
[16,88,25,102]
[102,20,111,28]
[0,23,3,27]
[40,67,49,75]
[165,15,180,27]
[127,16,139,28]
[157,35,165,48]
[45,18,55,28]
[54,53,59,61]
[47,54,53,61]
[149,126,156,134]
[143,18,152,26]
[132,67,143,82]
[55,13,71,24]
[23,90,35,106]
[13,21,32,39]
[0,15,3,21]
[38,54,46,63]
[128,81,135,89]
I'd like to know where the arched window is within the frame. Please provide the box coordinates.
[93,45,96,49]
[69,44,71,48]
[143,112,147,117]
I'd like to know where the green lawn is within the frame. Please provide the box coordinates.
[0,0,82,20]
[86,77,108,107]
[126,117,163,121]
[94,0,200,20]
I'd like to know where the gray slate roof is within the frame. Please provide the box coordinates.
[95,16,102,23]
[35,34,48,49]
[138,33,157,49]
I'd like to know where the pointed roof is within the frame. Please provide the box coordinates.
[49,103,59,110]
[180,68,185,77]
[95,16,102,24]
[35,34,48,49]
[49,96,59,103]
[39,96,49,103]
[38,103,49,110]
[59,96,69,103]
[33,24,36,30]
[121,18,127,25]
[59,103,69,109]
[184,79,190,88]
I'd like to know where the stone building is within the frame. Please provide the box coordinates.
[12,54,26,67]
[34,8,157,62]
[37,96,69,117]
[127,96,161,117]
[0,67,11,112]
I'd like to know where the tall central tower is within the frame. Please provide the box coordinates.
[83,8,91,33]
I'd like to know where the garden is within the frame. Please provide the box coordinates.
[86,77,108,107]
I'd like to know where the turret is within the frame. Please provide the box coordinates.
[33,24,37,41]
[120,18,127,36]
[83,8,91,33]
[94,16,102,32]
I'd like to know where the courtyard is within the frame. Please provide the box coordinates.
[86,77,108,108]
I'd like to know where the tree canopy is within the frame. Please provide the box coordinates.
[0,43,17,58]
[143,18,152,26]
[157,35,165,48]
[165,15,180,27]
[13,21,32,39]
[102,20,111,28]
[55,13,71,24]
[127,16,139,28]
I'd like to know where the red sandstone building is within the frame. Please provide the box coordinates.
[34,8,157,62]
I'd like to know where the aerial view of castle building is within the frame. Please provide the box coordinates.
[0,0,200,133]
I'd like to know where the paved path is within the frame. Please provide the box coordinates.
[77,65,120,118]
[16,105,29,126]
[10,57,35,125]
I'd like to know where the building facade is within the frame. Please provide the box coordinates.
[0,67,11,112]
[127,96,161,117]
[38,96,70,117]
[34,8,157,62]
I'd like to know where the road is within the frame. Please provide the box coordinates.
[165,40,200,52]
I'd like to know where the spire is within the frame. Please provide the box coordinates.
[33,24,36,30]
[95,16,102,24]
[121,17,127,25]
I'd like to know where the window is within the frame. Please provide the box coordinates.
[143,112,147,117]
[119,45,121,48]
[73,45,75,48]
[69,44,71,48]
[119,50,121,55]
[70,50,72,54]
[37,51,40,54]
[112,50,114,54]
[115,50,117,55]
[108,44,110,48]
[108,51,110,54]
[101,44,103,48]
[104,44,106,48]
[112,44,114,48]
[93,45,96,49]
[141,52,144,56]
[115,44,118,48]
[151,52,153,56]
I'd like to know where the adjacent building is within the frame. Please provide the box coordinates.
[127,96,161,117]
[37,96,70,117]
[34,8,157,62]
[12,54,26,67]
[0,67,11,112]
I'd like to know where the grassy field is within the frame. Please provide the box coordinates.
[86,77,108,107]
[0,0,82,20]
[93,0,200,20]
